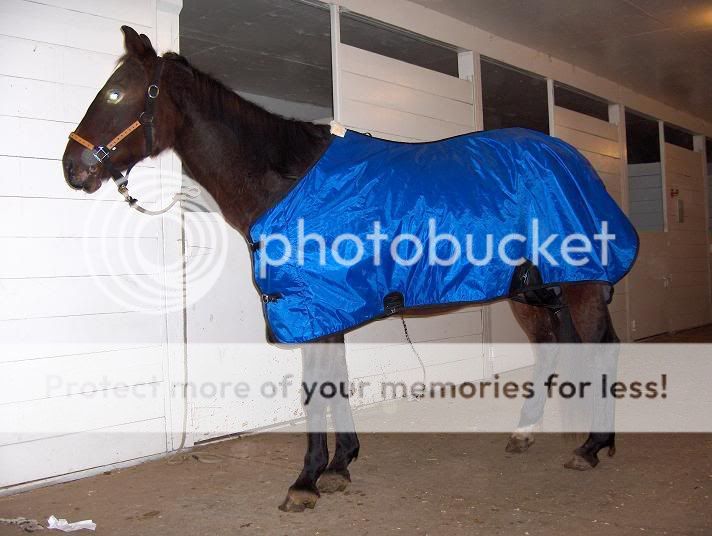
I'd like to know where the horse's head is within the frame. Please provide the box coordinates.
[63,26,166,193]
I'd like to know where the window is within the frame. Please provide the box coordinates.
[181,0,332,115]
[180,0,333,211]
[554,84,609,122]
[626,111,663,232]
[481,58,549,134]
[664,124,694,150]
[340,11,459,76]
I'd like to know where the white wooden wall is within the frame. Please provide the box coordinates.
[628,163,664,231]
[553,105,630,340]
[331,13,485,405]
[0,0,182,491]
[184,218,302,442]
[664,143,711,332]
[336,44,475,141]
[629,143,711,339]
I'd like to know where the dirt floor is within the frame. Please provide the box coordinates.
[1,326,711,535]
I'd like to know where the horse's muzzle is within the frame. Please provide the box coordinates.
[63,155,102,193]
[63,157,83,190]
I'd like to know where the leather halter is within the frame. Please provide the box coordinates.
[68,60,185,214]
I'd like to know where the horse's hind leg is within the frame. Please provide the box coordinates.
[560,283,619,470]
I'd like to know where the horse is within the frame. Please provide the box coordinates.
[63,26,621,512]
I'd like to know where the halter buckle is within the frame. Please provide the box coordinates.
[139,111,154,125]
[93,145,111,163]
[147,84,160,99]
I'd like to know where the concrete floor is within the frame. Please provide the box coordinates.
[2,325,711,535]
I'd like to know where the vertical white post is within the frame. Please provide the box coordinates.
[693,134,712,321]
[458,50,489,366]
[609,104,630,214]
[694,135,710,235]
[156,0,191,452]
[546,79,556,137]
[659,121,668,233]
[609,103,632,341]
[458,49,484,133]
[463,51,484,132]
[330,4,342,122]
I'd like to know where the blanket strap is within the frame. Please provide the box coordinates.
[383,292,405,316]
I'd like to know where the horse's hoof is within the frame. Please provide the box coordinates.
[278,486,319,512]
[317,470,351,493]
[505,434,534,453]
[563,452,598,471]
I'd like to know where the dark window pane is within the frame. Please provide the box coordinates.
[340,12,459,77]
[481,58,549,134]
[626,111,660,164]
[664,125,694,150]
[180,0,332,110]
[554,84,609,122]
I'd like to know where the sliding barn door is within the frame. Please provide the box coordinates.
[331,15,484,404]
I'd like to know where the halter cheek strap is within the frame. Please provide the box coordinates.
[67,59,196,214]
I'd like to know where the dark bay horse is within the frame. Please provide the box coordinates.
[63,26,619,512]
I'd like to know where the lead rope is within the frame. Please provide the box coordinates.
[401,315,427,399]
[118,184,201,216]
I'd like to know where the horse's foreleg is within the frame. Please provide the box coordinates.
[561,283,619,470]
[279,341,333,512]
[506,300,561,453]
[318,341,359,493]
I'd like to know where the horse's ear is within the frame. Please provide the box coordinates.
[139,34,157,57]
[121,25,155,58]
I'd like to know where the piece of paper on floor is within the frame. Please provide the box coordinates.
[47,515,96,532]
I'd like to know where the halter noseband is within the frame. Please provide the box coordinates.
[68,59,194,215]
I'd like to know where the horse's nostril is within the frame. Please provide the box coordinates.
[63,158,83,190]
[88,164,98,173]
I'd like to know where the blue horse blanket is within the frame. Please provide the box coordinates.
[250,128,638,344]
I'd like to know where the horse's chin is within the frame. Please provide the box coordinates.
[82,176,103,194]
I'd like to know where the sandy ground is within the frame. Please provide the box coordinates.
[1,326,711,535]
[1,433,711,535]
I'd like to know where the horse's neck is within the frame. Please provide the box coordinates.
[168,80,330,237]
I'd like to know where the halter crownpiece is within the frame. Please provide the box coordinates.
[67,59,195,215]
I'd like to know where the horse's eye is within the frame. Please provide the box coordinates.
[107,90,123,103]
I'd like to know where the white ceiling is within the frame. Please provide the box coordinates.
[410,0,712,124]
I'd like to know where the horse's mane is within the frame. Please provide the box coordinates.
[163,52,330,175]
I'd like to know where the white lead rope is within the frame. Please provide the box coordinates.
[118,184,201,216]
